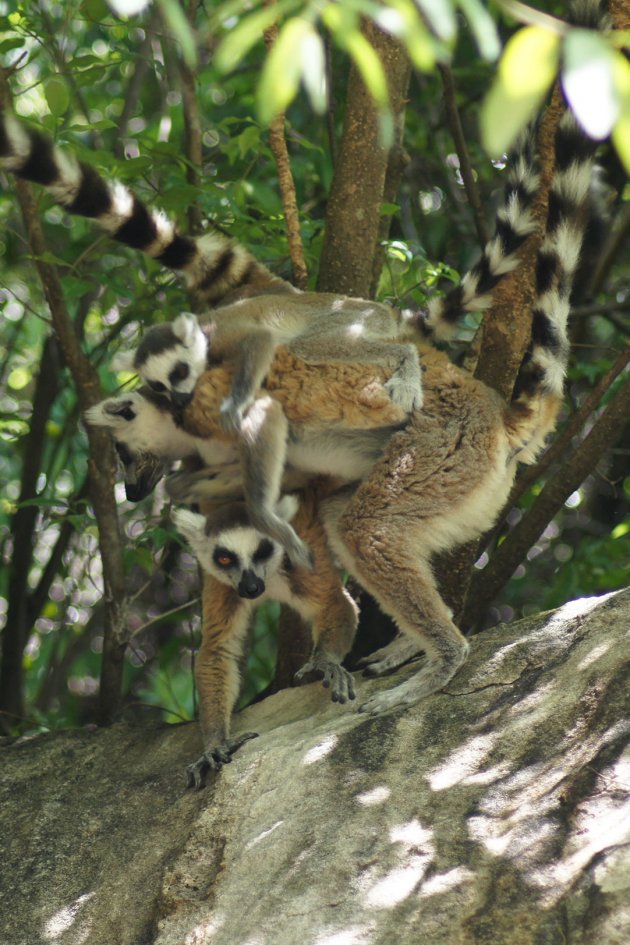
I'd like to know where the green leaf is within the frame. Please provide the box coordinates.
[215,7,282,72]
[0,37,25,53]
[457,0,501,61]
[480,26,560,157]
[415,0,456,43]
[562,30,618,140]
[156,0,197,68]
[611,50,630,174]
[44,77,70,118]
[257,18,314,124]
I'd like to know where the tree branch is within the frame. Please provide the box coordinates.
[263,24,309,289]
[438,63,489,250]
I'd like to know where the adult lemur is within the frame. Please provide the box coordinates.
[0,107,537,568]
[173,491,357,787]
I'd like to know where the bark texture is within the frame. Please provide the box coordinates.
[317,22,411,297]
[1,588,628,945]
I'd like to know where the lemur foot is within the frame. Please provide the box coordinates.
[294,655,356,703]
[186,731,258,789]
[219,396,246,434]
[384,374,423,413]
[358,635,424,677]
[360,647,469,715]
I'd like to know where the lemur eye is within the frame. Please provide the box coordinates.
[213,546,237,569]
[169,361,190,384]
[148,380,167,394]
[253,539,275,563]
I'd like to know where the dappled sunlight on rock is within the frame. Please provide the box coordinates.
[184,914,225,944]
[427,733,498,790]
[303,734,338,765]
[419,867,474,898]
[245,820,285,851]
[312,925,374,945]
[43,893,94,941]
[354,785,391,807]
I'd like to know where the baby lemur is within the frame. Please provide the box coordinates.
[173,490,357,788]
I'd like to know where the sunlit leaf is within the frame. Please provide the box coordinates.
[562,30,618,140]
[371,0,437,71]
[257,18,324,124]
[480,26,560,156]
[44,77,70,118]
[610,50,630,174]
[215,7,283,72]
[457,0,501,61]
[106,0,151,14]
[415,0,456,43]
[156,0,196,67]
[300,27,327,113]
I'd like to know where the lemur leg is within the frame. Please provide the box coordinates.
[291,495,359,702]
[357,633,425,676]
[220,328,278,433]
[291,334,423,413]
[239,396,313,569]
[320,489,468,715]
[187,582,258,789]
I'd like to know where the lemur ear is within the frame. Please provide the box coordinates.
[275,494,299,522]
[84,397,135,428]
[172,312,199,346]
[172,507,206,543]
[110,350,137,373]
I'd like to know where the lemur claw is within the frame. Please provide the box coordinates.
[294,655,356,703]
[186,731,258,789]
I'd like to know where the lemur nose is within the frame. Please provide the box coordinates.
[171,390,193,408]
[238,572,265,599]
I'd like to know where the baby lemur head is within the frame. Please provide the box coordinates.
[173,497,298,600]
[111,313,208,407]
[84,389,191,501]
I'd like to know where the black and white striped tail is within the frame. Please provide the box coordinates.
[422,123,541,341]
[508,107,600,461]
[0,111,290,306]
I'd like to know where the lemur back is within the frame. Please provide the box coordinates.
[173,491,358,787]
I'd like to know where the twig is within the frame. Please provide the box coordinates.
[589,204,630,298]
[180,1,203,233]
[263,22,309,288]
[131,597,201,638]
[438,63,489,250]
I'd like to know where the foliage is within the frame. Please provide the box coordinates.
[0,0,628,734]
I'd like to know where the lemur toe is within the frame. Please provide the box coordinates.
[186,732,259,789]
[383,376,423,413]
[295,657,356,703]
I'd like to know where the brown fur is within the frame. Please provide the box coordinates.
[192,486,358,764]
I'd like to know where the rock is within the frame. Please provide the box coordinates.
[1,588,628,945]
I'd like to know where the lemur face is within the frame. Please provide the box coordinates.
[84,391,178,501]
[173,503,296,599]
[111,313,208,407]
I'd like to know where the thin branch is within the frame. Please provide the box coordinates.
[178,2,203,233]
[131,597,201,638]
[465,368,630,628]
[263,23,309,289]
[589,202,630,296]
[438,63,489,250]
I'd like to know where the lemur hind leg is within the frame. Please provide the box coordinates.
[239,396,314,569]
[290,331,423,413]
[324,503,469,714]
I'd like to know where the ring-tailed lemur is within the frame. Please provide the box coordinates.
[152,99,601,716]
[173,490,358,787]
